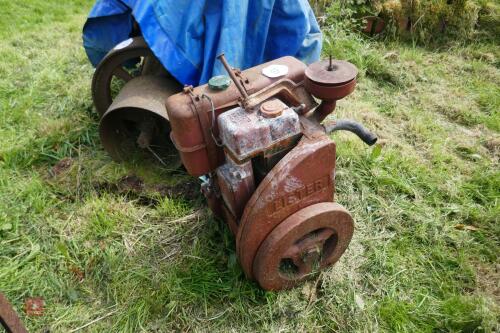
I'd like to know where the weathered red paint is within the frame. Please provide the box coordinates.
[0,293,28,333]
[236,123,337,280]
[304,59,358,122]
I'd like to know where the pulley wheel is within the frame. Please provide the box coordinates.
[305,59,358,86]
[304,59,358,102]
[91,36,167,116]
[253,202,354,290]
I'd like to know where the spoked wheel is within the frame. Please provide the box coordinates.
[91,36,167,116]
[253,202,354,290]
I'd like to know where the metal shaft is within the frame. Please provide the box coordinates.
[217,53,249,100]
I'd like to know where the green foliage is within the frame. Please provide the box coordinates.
[313,0,499,44]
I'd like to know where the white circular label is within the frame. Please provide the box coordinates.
[262,64,289,78]
[114,38,133,50]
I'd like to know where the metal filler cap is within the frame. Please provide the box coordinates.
[208,75,231,91]
[260,98,286,118]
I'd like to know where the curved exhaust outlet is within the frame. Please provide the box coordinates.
[325,119,378,146]
[99,75,182,161]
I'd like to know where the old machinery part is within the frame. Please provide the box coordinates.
[216,159,255,219]
[92,36,169,116]
[208,75,232,91]
[0,293,28,333]
[165,55,377,290]
[166,56,314,176]
[217,53,249,100]
[325,119,378,146]
[253,202,354,290]
[214,96,303,221]
[217,98,301,162]
[236,127,337,282]
[260,99,285,118]
[304,58,358,122]
[99,75,182,163]
[243,79,315,113]
[91,52,379,290]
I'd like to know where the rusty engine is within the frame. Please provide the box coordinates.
[92,37,377,290]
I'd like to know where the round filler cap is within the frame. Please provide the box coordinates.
[208,75,231,91]
[260,99,286,118]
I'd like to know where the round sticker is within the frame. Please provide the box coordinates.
[262,64,289,78]
[114,38,133,50]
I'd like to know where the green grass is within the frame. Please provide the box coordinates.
[0,1,499,332]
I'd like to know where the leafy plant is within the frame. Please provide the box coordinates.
[311,0,496,44]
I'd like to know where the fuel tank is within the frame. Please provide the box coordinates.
[165,56,307,176]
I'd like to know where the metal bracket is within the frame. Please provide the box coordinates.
[184,85,220,170]
[234,69,250,92]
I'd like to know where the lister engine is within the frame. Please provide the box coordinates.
[166,54,377,290]
[94,39,377,290]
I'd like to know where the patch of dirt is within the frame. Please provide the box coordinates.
[151,181,200,200]
[93,175,200,207]
[49,158,73,177]
[476,262,500,305]
[117,175,144,192]
[483,136,500,160]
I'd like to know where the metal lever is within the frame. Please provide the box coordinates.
[217,53,249,100]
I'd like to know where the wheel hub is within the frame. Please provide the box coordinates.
[282,228,336,277]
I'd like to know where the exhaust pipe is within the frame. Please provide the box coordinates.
[325,119,378,146]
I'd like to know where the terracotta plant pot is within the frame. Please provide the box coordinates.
[363,16,386,35]
[398,16,411,31]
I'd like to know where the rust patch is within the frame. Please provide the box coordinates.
[268,175,330,215]
[236,133,336,280]
[166,56,308,176]
[253,202,354,290]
